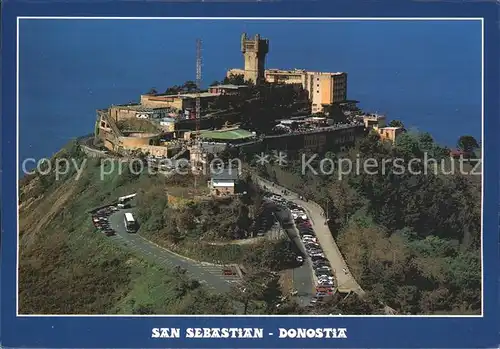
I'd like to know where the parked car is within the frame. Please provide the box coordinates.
[304,241,319,246]
[316,270,332,277]
[306,244,321,249]
[311,255,326,261]
[306,246,321,252]
[316,265,331,271]
[222,268,236,276]
[308,247,322,252]
[318,275,334,282]
[314,258,330,265]
[318,283,334,289]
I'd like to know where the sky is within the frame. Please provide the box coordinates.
[19,19,482,163]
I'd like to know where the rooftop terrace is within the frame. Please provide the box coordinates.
[149,92,220,100]
[199,127,255,141]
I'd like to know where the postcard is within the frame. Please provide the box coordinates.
[2,1,498,348]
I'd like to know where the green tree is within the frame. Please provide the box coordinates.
[223,74,246,85]
[165,85,183,95]
[457,135,479,153]
[388,120,404,128]
[183,80,198,92]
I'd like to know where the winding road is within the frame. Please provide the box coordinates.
[271,203,315,305]
[107,208,241,294]
[254,175,365,296]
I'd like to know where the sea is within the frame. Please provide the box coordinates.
[18,19,482,166]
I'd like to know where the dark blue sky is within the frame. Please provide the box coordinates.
[19,19,482,161]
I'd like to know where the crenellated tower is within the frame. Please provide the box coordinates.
[241,33,269,85]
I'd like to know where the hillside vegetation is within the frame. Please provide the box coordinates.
[18,143,233,314]
[254,131,482,315]
[18,143,300,315]
[136,175,299,269]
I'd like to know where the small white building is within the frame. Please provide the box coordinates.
[208,169,240,197]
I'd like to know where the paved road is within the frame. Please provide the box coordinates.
[107,208,240,294]
[255,176,365,296]
[269,202,315,305]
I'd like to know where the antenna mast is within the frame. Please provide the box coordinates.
[195,39,202,136]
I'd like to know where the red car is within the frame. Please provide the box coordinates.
[316,286,333,294]
[222,268,236,276]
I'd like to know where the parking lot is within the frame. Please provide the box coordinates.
[91,206,118,237]
[89,202,244,294]
[263,191,336,307]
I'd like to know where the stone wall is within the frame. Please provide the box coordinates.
[109,107,137,122]
[118,133,160,148]
[81,145,108,158]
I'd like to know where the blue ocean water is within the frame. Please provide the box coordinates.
[19,19,482,163]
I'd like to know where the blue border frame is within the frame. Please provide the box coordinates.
[2,1,499,348]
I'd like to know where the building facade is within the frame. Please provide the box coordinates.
[208,84,249,96]
[108,105,172,123]
[208,169,240,197]
[308,72,348,113]
[378,127,404,144]
[264,123,365,155]
[227,33,348,112]
[140,92,220,111]
[264,69,348,113]
[363,114,387,130]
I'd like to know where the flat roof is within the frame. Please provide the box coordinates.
[113,104,172,112]
[148,92,219,100]
[211,168,240,180]
[212,181,235,187]
[266,68,306,73]
[199,128,255,141]
[181,92,220,98]
[280,119,306,124]
[265,69,345,76]
[210,84,249,89]
[379,127,402,130]
[363,114,386,119]
[308,117,326,121]
[124,212,135,221]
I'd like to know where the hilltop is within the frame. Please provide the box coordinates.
[18,142,305,315]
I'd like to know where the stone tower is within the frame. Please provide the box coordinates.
[241,33,269,85]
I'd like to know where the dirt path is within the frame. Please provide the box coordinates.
[205,237,266,246]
